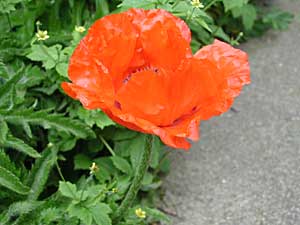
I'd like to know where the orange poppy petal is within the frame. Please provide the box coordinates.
[194,39,250,119]
[116,69,170,126]
[162,117,200,141]
[61,82,107,110]
[139,9,192,69]
[78,13,137,91]
[126,8,191,43]
[105,107,191,149]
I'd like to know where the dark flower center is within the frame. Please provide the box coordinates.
[123,65,159,84]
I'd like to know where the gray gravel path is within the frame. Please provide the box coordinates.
[163,1,300,224]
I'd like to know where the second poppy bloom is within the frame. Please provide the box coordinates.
[62,8,250,149]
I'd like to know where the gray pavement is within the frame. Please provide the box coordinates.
[163,1,300,224]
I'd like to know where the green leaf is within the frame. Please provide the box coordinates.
[0,149,21,177]
[68,204,92,225]
[195,17,212,32]
[0,120,8,142]
[0,0,23,14]
[111,156,132,175]
[1,134,41,158]
[242,4,257,30]
[74,107,115,129]
[27,147,58,200]
[232,4,257,30]
[0,109,95,139]
[58,181,77,199]
[91,203,112,225]
[222,0,248,12]
[144,207,171,223]
[39,207,61,224]
[0,201,42,225]
[95,0,109,19]
[119,0,155,10]
[263,9,294,30]
[150,136,162,169]
[0,165,30,195]
[74,154,92,170]
[55,62,68,77]
[129,134,146,169]
[0,67,23,108]
[26,44,62,70]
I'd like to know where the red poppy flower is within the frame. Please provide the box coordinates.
[62,8,250,150]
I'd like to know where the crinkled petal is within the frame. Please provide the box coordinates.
[194,40,250,119]
[76,13,137,91]
[116,69,170,126]
[166,59,218,125]
[105,107,191,149]
[61,83,108,110]
[138,9,192,70]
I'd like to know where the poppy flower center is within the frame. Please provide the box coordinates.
[123,65,159,84]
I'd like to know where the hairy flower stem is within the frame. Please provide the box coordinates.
[113,135,153,223]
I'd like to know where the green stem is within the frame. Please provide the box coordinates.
[99,135,116,156]
[113,135,153,223]
[55,160,78,200]
[204,0,218,11]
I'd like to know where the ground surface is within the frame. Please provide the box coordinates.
[163,1,300,224]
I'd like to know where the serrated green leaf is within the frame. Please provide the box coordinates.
[263,9,294,30]
[22,122,32,138]
[0,67,23,108]
[222,0,248,12]
[39,207,61,224]
[74,107,115,129]
[91,203,112,225]
[129,134,146,169]
[0,149,21,177]
[27,147,58,200]
[58,181,77,199]
[0,0,23,14]
[0,109,95,139]
[1,134,41,158]
[111,156,132,175]
[0,120,8,142]
[0,165,30,195]
[68,204,92,225]
[26,44,61,70]
[0,201,42,225]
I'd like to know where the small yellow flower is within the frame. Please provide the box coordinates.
[191,0,204,9]
[135,208,146,219]
[89,162,99,174]
[36,30,49,41]
[75,25,86,33]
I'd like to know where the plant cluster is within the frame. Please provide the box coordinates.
[0,0,293,224]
